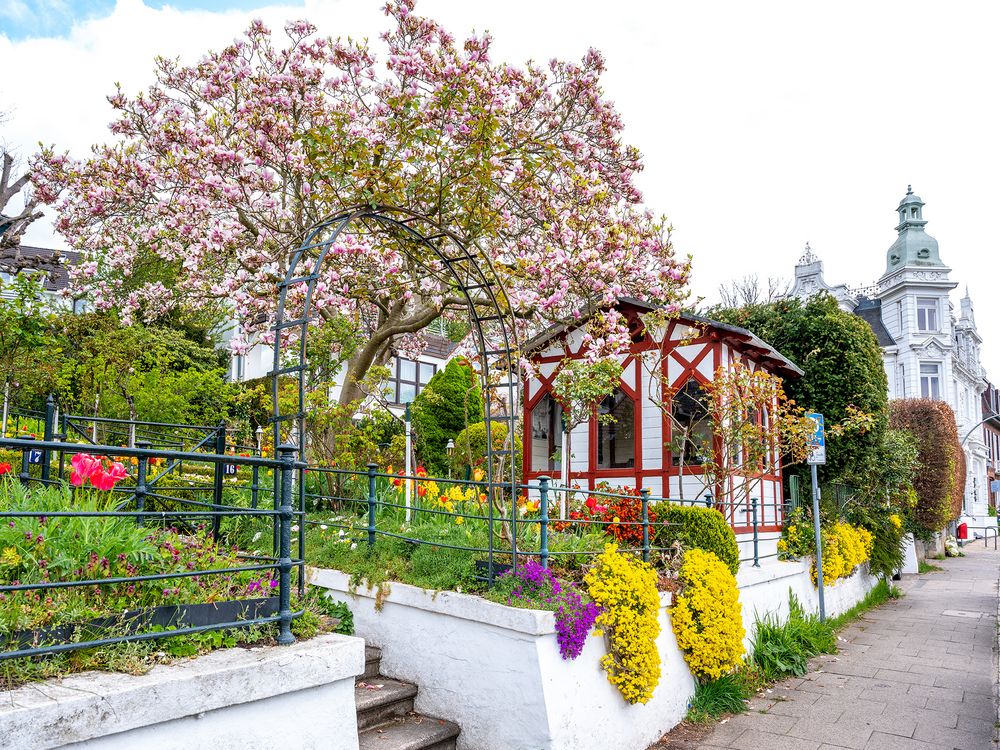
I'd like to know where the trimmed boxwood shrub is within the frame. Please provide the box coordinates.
[889,398,964,532]
[654,504,739,574]
[451,420,522,478]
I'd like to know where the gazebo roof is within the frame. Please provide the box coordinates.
[523,297,804,379]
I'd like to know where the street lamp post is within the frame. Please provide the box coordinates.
[446,438,455,480]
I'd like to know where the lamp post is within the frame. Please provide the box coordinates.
[255,425,264,456]
[446,438,455,479]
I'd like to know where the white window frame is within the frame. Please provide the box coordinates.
[919,361,941,400]
[916,297,939,332]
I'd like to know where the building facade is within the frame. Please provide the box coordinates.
[788,187,991,528]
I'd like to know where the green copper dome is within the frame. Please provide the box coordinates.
[884,185,943,274]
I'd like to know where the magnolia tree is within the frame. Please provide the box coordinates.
[34,1,690,410]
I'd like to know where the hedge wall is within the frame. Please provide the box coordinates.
[889,398,964,532]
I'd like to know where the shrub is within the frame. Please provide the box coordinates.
[585,543,661,704]
[708,294,890,485]
[411,359,484,476]
[451,420,522,479]
[671,549,745,680]
[655,504,739,574]
[889,399,964,531]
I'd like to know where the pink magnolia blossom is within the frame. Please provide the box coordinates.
[34,1,690,407]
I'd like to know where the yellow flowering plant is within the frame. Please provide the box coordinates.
[584,543,661,704]
[671,548,745,680]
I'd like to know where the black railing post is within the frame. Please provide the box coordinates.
[18,436,33,487]
[367,463,377,547]
[277,443,296,646]
[211,421,226,539]
[538,477,550,569]
[41,395,54,482]
[641,487,651,563]
[751,497,760,568]
[135,441,150,526]
[250,464,260,509]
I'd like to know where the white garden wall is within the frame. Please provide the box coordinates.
[311,559,880,750]
[0,633,365,750]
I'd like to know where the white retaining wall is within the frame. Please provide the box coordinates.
[0,633,365,750]
[311,559,880,750]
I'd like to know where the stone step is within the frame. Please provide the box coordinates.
[358,714,460,750]
[355,678,418,731]
[361,645,381,681]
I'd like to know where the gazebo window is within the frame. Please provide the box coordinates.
[529,392,563,473]
[671,380,711,466]
[597,389,635,469]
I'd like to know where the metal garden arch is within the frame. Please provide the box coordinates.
[270,206,521,579]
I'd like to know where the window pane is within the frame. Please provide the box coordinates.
[672,380,710,466]
[398,382,417,403]
[419,363,435,385]
[530,392,563,472]
[399,358,417,382]
[597,390,635,469]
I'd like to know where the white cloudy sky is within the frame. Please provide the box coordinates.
[2,0,998,375]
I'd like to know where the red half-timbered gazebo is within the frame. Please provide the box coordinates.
[522,298,803,536]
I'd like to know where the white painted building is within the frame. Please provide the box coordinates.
[788,187,990,529]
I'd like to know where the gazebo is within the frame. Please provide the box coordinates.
[521,298,803,536]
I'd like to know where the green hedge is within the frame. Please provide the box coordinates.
[655,504,739,574]
[450,421,522,478]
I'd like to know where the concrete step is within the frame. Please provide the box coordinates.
[361,645,381,681]
[358,714,460,750]
[355,678,418,731]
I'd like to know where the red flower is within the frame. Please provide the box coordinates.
[0,462,11,476]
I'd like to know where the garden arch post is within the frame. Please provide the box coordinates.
[270,206,521,584]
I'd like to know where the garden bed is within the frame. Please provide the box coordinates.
[309,558,882,750]
[309,566,694,750]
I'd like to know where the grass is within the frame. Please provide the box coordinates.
[919,560,943,573]
[686,666,765,723]
[686,579,900,725]
[751,579,900,682]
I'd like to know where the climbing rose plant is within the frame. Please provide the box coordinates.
[34,0,690,407]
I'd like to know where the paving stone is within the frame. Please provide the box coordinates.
[693,546,999,750]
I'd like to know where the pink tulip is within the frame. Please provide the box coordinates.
[70,453,101,487]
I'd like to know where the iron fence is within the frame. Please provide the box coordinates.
[0,436,303,660]
[297,466,776,574]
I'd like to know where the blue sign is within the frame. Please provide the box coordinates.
[27,449,44,465]
[224,463,238,476]
[806,412,826,465]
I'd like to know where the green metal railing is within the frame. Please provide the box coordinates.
[0,436,303,660]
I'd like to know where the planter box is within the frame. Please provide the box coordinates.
[4,598,279,651]
[309,568,695,750]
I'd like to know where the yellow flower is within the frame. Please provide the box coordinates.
[455,516,464,525]
[1,546,22,567]
[473,468,485,482]
[671,549,745,680]
[889,514,902,530]
[585,543,661,704]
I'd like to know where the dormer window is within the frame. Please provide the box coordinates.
[916,297,939,332]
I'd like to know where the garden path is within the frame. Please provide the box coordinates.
[662,543,1000,749]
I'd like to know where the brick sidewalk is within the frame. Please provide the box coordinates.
[694,545,999,750]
